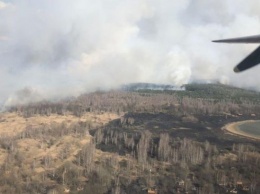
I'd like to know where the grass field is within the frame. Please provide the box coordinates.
[0,112,120,168]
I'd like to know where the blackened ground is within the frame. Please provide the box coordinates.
[103,112,260,149]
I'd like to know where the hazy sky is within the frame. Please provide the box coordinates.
[1,0,260,106]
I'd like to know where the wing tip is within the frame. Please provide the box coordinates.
[233,66,240,73]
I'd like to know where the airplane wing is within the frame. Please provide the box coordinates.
[233,46,260,72]
[212,34,260,44]
[213,34,260,72]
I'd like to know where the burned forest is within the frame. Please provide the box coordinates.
[0,83,260,194]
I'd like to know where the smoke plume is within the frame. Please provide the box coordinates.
[1,0,260,106]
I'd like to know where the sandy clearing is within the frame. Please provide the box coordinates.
[223,120,260,140]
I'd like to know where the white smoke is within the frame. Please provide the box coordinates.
[4,87,43,107]
[0,1,7,9]
[1,0,260,106]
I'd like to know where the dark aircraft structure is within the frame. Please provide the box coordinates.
[213,34,260,72]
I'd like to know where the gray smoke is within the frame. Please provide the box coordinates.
[1,0,260,106]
